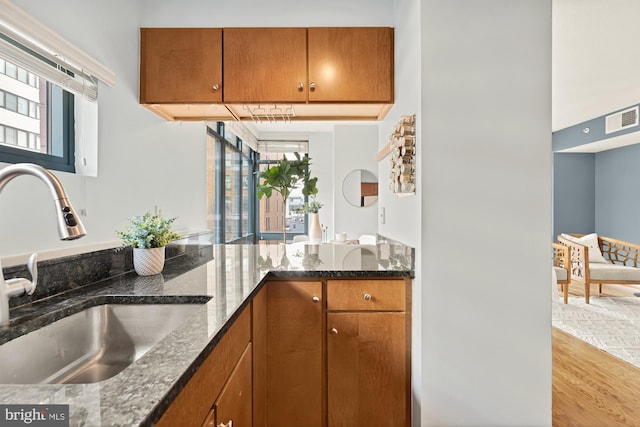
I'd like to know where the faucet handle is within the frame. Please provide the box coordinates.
[25,253,37,295]
[5,253,38,298]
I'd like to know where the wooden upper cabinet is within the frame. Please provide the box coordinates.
[307,27,393,103]
[223,28,308,103]
[140,28,223,104]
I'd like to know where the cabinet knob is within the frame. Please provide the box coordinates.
[309,82,316,92]
[312,296,320,303]
[363,293,372,301]
[217,421,232,427]
[330,328,338,335]
[297,82,304,91]
[212,84,220,91]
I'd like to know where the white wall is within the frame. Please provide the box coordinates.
[0,0,393,261]
[379,0,422,249]
[553,0,640,131]
[1,0,209,260]
[139,0,393,27]
[420,1,551,425]
[333,125,379,240]
[308,132,335,237]
[378,0,423,424]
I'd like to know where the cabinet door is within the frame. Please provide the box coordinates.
[223,28,308,103]
[327,312,408,427]
[308,27,393,103]
[155,308,251,427]
[140,28,222,103]
[266,280,323,427]
[214,343,252,427]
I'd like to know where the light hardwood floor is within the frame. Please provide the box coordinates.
[561,281,640,299]
[553,283,640,426]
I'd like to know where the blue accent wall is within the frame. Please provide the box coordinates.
[553,103,640,151]
[553,153,595,239]
[595,143,640,243]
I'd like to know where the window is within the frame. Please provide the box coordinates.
[0,57,75,172]
[257,151,311,240]
[207,123,257,244]
[0,2,116,175]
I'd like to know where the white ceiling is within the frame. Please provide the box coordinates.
[553,0,640,132]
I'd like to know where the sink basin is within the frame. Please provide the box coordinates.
[0,303,203,384]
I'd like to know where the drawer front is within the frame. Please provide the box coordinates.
[327,279,406,311]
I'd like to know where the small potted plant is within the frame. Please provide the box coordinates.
[303,197,323,243]
[117,212,181,276]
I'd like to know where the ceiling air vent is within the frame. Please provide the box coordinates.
[605,106,639,134]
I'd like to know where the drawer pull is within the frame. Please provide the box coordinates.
[312,296,320,303]
[330,328,338,335]
[363,293,372,301]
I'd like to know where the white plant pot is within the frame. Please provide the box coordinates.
[133,247,166,276]
[309,213,322,244]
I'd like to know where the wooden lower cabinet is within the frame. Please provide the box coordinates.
[214,343,252,427]
[263,280,324,427]
[258,278,410,427]
[157,277,410,427]
[155,308,250,427]
[327,312,408,427]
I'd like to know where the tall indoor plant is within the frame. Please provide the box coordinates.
[257,152,318,243]
[117,212,181,275]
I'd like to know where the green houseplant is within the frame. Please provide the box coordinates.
[302,197,323,214]
[117,212,181,275]
[257,153,318,243]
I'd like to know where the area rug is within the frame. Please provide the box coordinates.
[552,297,640,368]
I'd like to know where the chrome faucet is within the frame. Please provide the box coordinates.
[0,163,86,326]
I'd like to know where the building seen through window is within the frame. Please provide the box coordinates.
[0,57,75,172]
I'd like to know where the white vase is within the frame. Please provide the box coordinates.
[133,247,165,276]
[309,212,322,244]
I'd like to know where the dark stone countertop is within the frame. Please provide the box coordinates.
[0,241,414,426]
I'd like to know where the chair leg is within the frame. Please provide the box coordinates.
[563,283,569,304]
[585,283,590,304]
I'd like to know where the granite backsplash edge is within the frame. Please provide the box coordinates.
[2,231,214,309]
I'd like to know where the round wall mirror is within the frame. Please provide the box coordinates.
[342,169,378,207]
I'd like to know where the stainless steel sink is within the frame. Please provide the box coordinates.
[0,303,202,384]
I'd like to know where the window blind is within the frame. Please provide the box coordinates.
[0,35,97,100]
[0,0,115,101]
[257,140,309,154]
